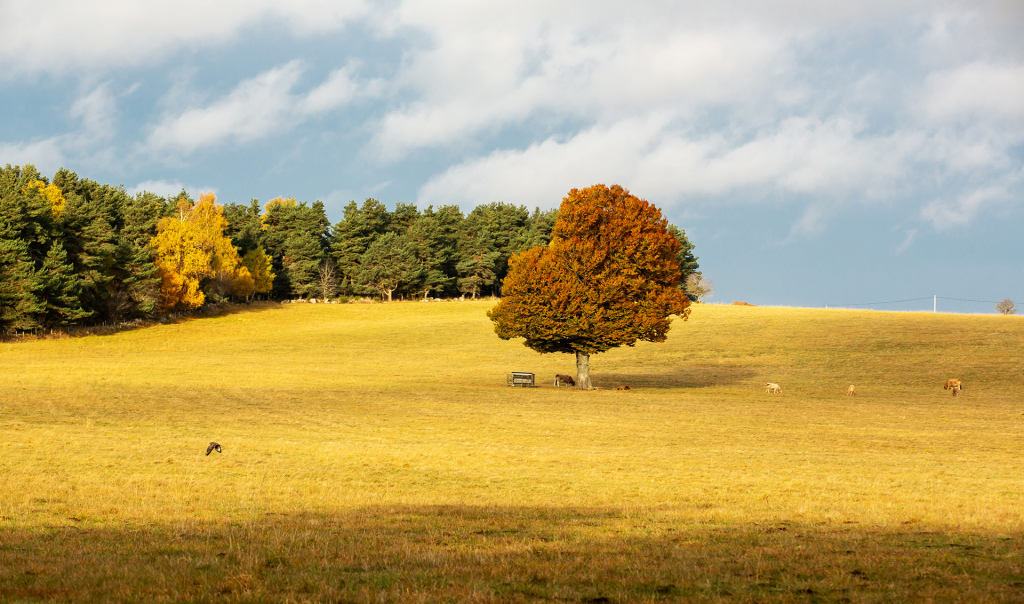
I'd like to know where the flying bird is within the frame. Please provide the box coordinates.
[206,442,222,456]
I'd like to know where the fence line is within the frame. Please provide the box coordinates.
[825,295,1004,310]
[936,296,1000,304]
[826,296,932,307]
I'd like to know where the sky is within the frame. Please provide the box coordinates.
[1,0,1022,311]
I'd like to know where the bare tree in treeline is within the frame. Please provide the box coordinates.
[684,273,714,302]
[996,299,1017,315]
[318,259,339,301]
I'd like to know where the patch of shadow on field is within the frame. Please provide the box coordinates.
[4,506,1023,603]
[0,302,284,343]
[598,364,758,389]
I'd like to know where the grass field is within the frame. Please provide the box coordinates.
[2,301,1024,603]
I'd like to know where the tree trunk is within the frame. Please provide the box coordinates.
[385,289,393,302]
[575,351,591,390]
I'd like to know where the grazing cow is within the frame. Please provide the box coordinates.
[765,383,782,393]
[943,379,962,391]
[616,385,631,390]
[951,385,961,397]
[847,385,856,396]
[554,374,576,387]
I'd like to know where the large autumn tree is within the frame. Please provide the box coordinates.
[151,193,243,311]
[487,184,691,389]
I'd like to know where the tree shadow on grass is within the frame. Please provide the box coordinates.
[0,301,286,343]
[597,364,759,389]
[6,505,1021,603]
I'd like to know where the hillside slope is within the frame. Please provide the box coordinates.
[2,302,1023,602]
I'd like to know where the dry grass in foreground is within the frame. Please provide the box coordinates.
[2,301,1024,602]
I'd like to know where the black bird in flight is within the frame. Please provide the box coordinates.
[206,442,222,456]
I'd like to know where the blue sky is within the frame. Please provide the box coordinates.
[1,0,1022,311]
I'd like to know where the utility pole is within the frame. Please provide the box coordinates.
[934,295,936,313]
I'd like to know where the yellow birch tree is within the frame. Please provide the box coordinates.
[241,247,275,298]
[151,193,243,311]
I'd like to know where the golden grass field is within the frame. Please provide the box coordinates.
[2,301,1024,603]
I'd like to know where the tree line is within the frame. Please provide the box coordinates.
[0,164,699,334]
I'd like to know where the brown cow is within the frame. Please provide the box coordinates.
[943,379,962,391]
[554,374,576,387]
[847,385,856,396]
[616,385,631,390]
[765,383,782,393]
[951,385,961,396]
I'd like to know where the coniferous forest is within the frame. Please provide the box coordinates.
[0,164,698,334]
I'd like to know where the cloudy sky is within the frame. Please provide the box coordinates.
[1,0,1022,310]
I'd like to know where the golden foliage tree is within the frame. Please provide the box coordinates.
[29,180,66,217]
[231,266,256,300]
[241,246,275,298]
[151,193,243,311]
[488,184,691,389]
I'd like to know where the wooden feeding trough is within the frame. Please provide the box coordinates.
[507,372,536,387]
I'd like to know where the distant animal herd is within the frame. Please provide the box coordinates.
[764,379,962,396]
[551,373,963,396]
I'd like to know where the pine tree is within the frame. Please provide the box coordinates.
[223,199,264,256]
[53,172,119,320]
[330,198,391,294]
[107,239,160,320]
[0,164,49,332]
[0,236,43,333]
[667,224,699,298]
[356,232,421,302]
[283,230,324,298]
[37,240,91,327]
[456,229,499,299]
[405,208,459,299]
[462,203,533,294]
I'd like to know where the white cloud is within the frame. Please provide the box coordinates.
[0,83,120,173]
[920,185,1012,231]
[0,137,65,173]
[300,65,364,114]
[0,0,368,75]
[416,115,924,209]
[923,62,1024,123]
[146,61,379,154]
[372,8,787,158]
[894,228,918,254]
[147,62,305,153]
[70,83,117,138]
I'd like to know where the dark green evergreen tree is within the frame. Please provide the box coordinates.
[388,201,419,235]
[667,224,699,299]
[261,199,331,298]
[330,198,392,294]
[0,164,49,332]
[461,202,536,294]
[52,171,121,320]
[456,229,500,299]
[356,232,421,302]
[525,207,559,247]
[405,206,461,299]
[284,230,324,298]
[0,237,43,333]
[37,240,91,327]
[223,199,264,256]
[107,239,160,321]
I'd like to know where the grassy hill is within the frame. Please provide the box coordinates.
[2,301,1024,602]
